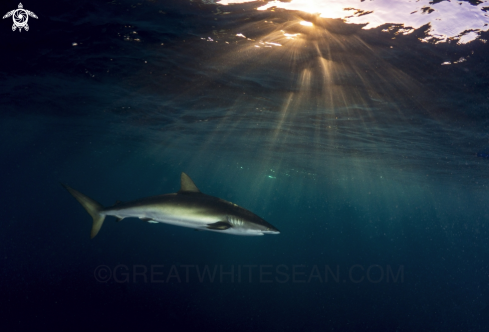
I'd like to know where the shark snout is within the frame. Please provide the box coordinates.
[263,226,280,234]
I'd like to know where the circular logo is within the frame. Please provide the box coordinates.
[13,10,27,27]
[3,4,38,32]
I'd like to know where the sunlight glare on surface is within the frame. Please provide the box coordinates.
[300,21,313,27]
[221,0,489,44]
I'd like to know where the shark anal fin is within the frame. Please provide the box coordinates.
[140,217,157,223]
[115,217,123,222]
[207,221,232,230]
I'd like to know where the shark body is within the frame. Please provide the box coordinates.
[63,172,280,238]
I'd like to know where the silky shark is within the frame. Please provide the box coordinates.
[62,172,280,238]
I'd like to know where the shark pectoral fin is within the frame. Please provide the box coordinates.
[178,172,201,193]
[206,221,232,230]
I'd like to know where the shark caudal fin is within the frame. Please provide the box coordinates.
[61,184,105,239]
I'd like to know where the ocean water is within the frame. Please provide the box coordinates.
[1,0,489,330]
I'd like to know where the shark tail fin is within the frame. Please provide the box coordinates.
[61,183,105,239]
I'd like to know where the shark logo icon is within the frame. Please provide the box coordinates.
[3,3,37,32]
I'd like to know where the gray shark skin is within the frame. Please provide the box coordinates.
[62,172,280,238]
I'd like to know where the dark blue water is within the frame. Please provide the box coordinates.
[2,0,489,330]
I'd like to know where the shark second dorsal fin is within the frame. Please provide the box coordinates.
[179,172,201,193]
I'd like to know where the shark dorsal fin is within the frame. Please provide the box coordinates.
[179,172,200,193]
